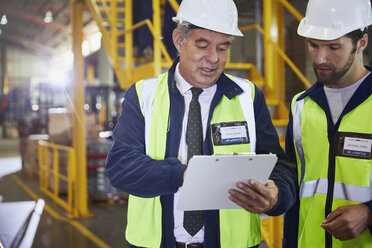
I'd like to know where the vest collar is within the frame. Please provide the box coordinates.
[296,66,372,127]
[168,57,243,99]
[297,66,372,102]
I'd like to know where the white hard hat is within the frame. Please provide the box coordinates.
[298,0,372,40]
[172,0,243,37]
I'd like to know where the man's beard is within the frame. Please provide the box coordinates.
[313,51,355,86]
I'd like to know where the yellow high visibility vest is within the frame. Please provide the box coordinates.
[126,72,261,247]
[291,92,372,248]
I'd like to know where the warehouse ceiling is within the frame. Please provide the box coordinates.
[0,0,93,58]
[0,0,306,58]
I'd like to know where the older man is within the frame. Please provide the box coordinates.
[106,0,296,247]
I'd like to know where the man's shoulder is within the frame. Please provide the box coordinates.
[224,73,253,84]
[223,73,256,92]
[140,72,168,84]
[292,82,322,102]
[132,72,169,93]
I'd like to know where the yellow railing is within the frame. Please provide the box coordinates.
[87,0,266,90]
[117,18,173,63]
[38,141,78,217]
[240,23,311,90]
[278,0,303,22]
[277,0,311,88]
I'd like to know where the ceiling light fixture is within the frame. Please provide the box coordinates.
[0,15,7,25]
[44,11,53,23]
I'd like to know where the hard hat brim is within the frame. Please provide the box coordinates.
[297,18,371,40]
[172,16,244,37]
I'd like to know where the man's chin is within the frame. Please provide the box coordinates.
[315,73,333,85]
[317,79,336,86]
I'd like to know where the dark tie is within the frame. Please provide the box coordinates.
[183,87,204,236]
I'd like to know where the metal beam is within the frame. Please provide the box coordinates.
[70,0,90,217]
[5,8,70,35]
[0,3,66,12]
[1,33,57,55]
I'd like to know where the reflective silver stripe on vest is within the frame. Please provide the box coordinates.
[231,76,256,153]
[139,77,158,155]
[292,98,306,185]
[300,178,372,202]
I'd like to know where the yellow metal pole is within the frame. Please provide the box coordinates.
[111,0,118,64]
[263,0,275,93]
[274,0,285,106]
[3,75,8,94]
[125,0,133,83]
[269,217,275,247]
[274,216,284,248]
[153,0,161,75]
[264,0,287,119]
[53,148,59,197]
[38,144,44,190]
[167,0,179,13]
[45,147,50,189]
[278,0,303,22]
[69,149,78,217]
[70,0,90,217]
[273,42,311,88]
[67,149,73,214]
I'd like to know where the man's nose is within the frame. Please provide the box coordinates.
[206,47,219,63]
[313,49,327,65]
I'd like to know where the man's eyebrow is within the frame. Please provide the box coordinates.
[195,38,209,43]
[220,41,232,46]
[195,38,231,46]
[307,39,340,47]
[327,43,341,47]
[306,40,315,45]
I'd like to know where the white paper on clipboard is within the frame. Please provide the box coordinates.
[177,154,277,211]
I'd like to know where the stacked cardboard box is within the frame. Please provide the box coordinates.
[23,134,49,180]
[48,108,73,146]
[48,108,100,145]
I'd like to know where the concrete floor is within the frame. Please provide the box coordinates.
[0,139,127,248]
[0,138,269,248]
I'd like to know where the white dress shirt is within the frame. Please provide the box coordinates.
[173,63,216,243]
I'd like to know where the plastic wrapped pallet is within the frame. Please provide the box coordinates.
[86,139,121,197]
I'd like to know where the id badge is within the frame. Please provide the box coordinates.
[336,132,372,159]
[211,121,249,146]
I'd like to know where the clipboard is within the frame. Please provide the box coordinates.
[177,154,277,211]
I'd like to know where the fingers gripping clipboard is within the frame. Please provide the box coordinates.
[177,154,277,211]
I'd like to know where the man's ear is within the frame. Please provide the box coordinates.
[357,33,368,54]
[172,29,183,53]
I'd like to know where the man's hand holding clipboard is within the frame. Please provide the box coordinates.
[228,178,279,213]
[177,154,277,211]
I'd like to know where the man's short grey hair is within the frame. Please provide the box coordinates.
[176,21,193,45]
[176,21,235,44]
